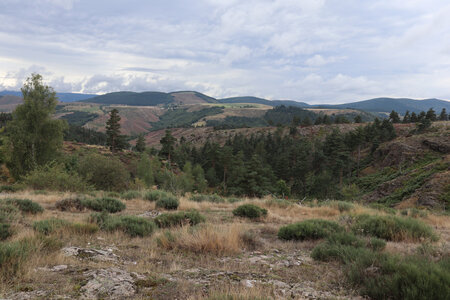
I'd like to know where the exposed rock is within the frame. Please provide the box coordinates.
[63,246,119,262]
[422,138,450,154]
[373,141,419,167]
[137,210,161,218]
[81,267,145,299]
[37,264,68,272]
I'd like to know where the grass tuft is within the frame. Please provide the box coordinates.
[278,219,344,241]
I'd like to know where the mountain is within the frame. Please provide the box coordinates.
[81,91,218,106]
[219,96,310,107]
[0,95,23,112]
[314,98,450,114]
[0,90,96,102]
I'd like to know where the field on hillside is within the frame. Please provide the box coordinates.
[1,190,448,299]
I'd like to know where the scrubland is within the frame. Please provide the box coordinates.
[0,190,448,299]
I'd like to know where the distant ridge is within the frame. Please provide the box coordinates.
[2,89,449,114]
[315,98,450,114]
[0,90,96,102]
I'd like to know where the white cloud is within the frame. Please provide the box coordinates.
[0,0,449,103]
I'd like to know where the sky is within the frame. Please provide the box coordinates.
[0,0,449,104]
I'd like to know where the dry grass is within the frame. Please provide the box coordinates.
[156,223,246,256]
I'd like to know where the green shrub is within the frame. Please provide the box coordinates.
[311,241,371,263]
[189,194,225,203]
[33,218,68,235]
[226,197,242,203]
[351,214,437,242]
[24,163,90,192]
[232,204,267,219]
[121,190,142,200]
[154,210,205,228]
[90,213,156,237]
[155,195,179,210]
[82,197,125,213]
[55,196,86,211]
[144,190,172,202]
[106,191,121,198]
[0,202,19,223]
[367,237,387,251]
[0,223,12,240]
[265,198,293,208]
[78,153,130,191]
[0,239,34,279]
[369,203,396,215]
[347,253,450,300]
[278,219,344,241]
[311,232,385,263]
[5,199,43,214]
[325,201,354,212]
[0,185,21,193]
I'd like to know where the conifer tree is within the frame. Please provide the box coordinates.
[402,110,411,123]
[426,108,436,121]
[389,110,400,123]
[410,111,418,122]
[135,134,146,152]
[439,108,448,121]
[159,130,177,162]
[106,109,125,152]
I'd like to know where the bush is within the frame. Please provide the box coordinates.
[0,223,12,240]
[0,239,34,279]
[5,199,43,214]
[312,241,371,263]
[367,237,387,251]
[78,153,130,191]
[265,198,293,208]
[82,197,125,213]
[33,218,68,235]
[278,219,344,241]
[232,204,267,219]
[24,163,90,192]
[0,202,19,223]
[0,185,21,193]
[90,213,156,237]
[154,210,205,228]
[369,203,396,215]
[55,196,86,211]
[226,197,242,203]
[155,195,179,210]
[144,190,172,202]
[121,190,142,200]
[348,253,450,300]
[327,201,354,212]
[189,194,225,203]
[33,218,98,235]
[351,214,437,242]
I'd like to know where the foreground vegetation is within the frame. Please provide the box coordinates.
[0,190,448,299]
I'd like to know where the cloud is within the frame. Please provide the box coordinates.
[0,0,449,103]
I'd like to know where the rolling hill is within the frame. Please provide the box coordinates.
[317,98,450,114]
[0,95,23,112]
[219,96,309,107]
[0,90,96,102]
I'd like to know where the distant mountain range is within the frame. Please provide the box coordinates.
[0,90,95,102]
[1,90,449,114]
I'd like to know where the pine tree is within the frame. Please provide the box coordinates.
[402,110,411,123]
[410,112,418,122]
[135,134,146,152]
[389,110,400,123]
[5,74,67,179]
[354,115,363,123]
[426,108,436,121]
[106,109,125,152]
[439,108,448,121]
[159,130,177,162]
